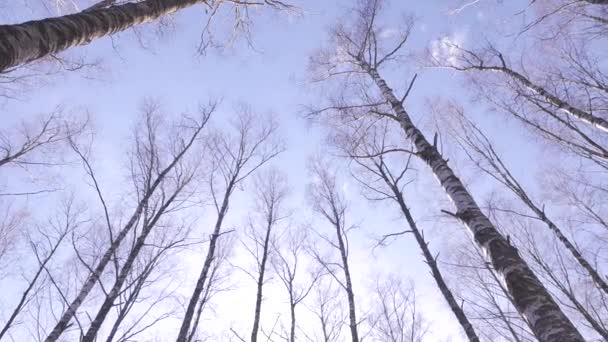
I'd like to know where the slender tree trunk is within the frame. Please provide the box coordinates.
[251,210,273,342]
[492,296,524,342]
[175,181,234,342]
[44,204,145,342]
[391,187,480,342]
[531,205,608,295]
[531,252,608,340]
[82,229,151,342]
[289,302,296,342]
[360,60,584,342]
[486,66,608,133]
[0,0,204,72]
[186,264,217,342]
[45,122,203,342]
[0,234,66,340]
[81,193,175,342]
[334,220,359,342]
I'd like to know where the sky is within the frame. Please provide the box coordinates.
[0,0,558,341]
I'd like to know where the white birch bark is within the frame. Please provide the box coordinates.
[359,60,585,342]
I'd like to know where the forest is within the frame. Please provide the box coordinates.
[0,0,607,341]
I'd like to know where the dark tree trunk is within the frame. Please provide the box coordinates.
[251,210,273,342]
[175,180,234,342]
[392,187,480,342]
[0,0,202,72]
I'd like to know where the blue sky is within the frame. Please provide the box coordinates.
[0,0,559,341]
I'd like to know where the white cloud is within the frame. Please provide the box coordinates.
[430,30,468,67]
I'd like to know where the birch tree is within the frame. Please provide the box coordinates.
[519,223,608,340]
[518,0,608,37]
[186,235,234,342]
[444,105,608,297]
[431,40,608,168]
[0,196,84,341]
[0,0,294,73]
[272,226,320,342]
[368,275,428,342]
[446,237,537,342]
[308,1,584,340]
[240,169,288,342]
[44,101,213,342]
[334,119,480,342]
[303,278,345,342]
[308,160,360,342]
[176,109,283,342]
[0,111,84,275]
[79,119,205,342]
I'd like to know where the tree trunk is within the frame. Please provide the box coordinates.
[45,121,203,342]
[0,0,203,72]
[531,250,608,340]
[0,234,66,340]
[81,193,175,342]
[361,60,584,342]
[289,302,296,342]
[251,210,273,342]
[392,187,480,342]
[488,66,608,133]
[44,203,145,342]
[175,181,234,342]
[335,220,359,342]
[532,206,608,295]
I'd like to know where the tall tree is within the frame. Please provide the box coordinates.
[0,0,293,73]
[44,101,213,342]
[0,196,84,341]
[243,169,288,342]
[308,160,360,342]
[429,43,608,134]
[445,105,608,296]
[308,1,584,340]
[175,109,283,342]
[336,120,480,342]
[272,226,320,342]
[79,106,208,341]
[369,275,428,342]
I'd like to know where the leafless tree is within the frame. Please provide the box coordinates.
[0,0,296,73]
[186,234,234,342]
[428,42,608,171]
[444,237,537,342]
[443,104,608,297]
[307,159,360,342]
[0,195,85,341]
[235,169,289,342]
[0,110,85,171]
[517,0,608,38]
[486,206,608,340]
[301,278,345,342]
[228,169,289,342]
[272,225,320,342]
[332,118,480,342]
[43,100,213,342]
[176,108,284,342]
[307,0,582,340]
[368,275,428,342]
